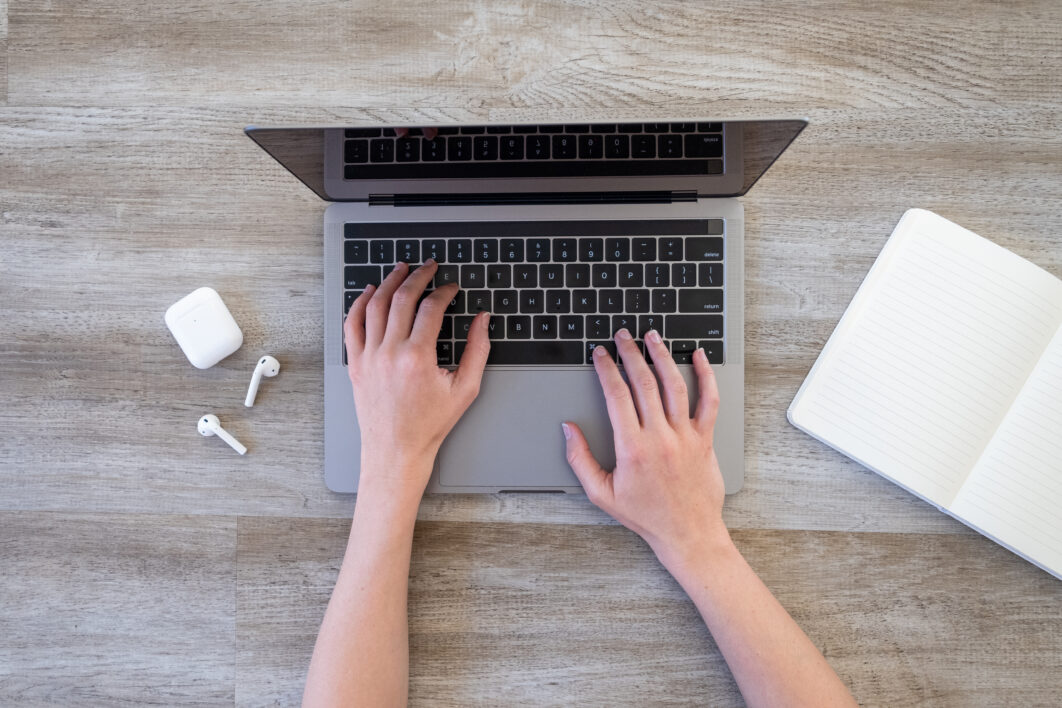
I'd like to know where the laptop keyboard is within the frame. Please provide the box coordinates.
[342,123,724,180]
[342,220,725,367]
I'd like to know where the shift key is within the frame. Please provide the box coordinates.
[665,314,723,339]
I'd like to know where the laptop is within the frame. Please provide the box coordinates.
[246,119,806,494]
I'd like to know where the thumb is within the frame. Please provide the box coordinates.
[562,422,612,509]
[453,311,491,398]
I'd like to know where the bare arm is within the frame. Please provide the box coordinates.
[563,329,857,708]
[302,261,489,707]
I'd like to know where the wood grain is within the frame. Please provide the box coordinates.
[0,512,236,706]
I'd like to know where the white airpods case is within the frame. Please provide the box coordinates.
[165,287,244,369]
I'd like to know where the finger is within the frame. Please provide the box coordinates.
[692,347,720,435]
[591,343,640,434]
[364,262,409,345]
[395,127,408,137]
[452,311,491,399]
[410,281,459,346]
[614,328,665,427]
[385,259,439,341]
[644,329,690,424]
[424,127,438,140]
[343,285,375,362]
[562,422,613,509]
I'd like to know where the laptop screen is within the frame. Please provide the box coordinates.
[245,119,806,201]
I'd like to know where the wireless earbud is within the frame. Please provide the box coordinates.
[197,414,247,455]
[244,355,280,407]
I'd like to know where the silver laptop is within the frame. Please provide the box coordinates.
[246,119,806,494]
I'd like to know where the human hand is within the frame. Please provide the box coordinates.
[562,328,728,569]
[344,260,490,495]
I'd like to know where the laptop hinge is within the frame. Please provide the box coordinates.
[369,190,698,207]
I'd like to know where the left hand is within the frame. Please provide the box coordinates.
[343,260,491,493]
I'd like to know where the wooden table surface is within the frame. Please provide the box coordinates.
[2,1,1061,705]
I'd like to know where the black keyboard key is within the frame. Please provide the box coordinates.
[448,239,472,263]
[436,127,460,135]
[637,314,664,339]
[592,263,617,287]
[658,134,683,158]
[565,125,590,133]
[552,135,577,159]
[423,239,446,262]
[454,316,476,339]
[370,139,394,162]
[606,237,630,262]
[520,289,544,313]
[345,290,360,313]
[699,340,724,364]
[460,265,485,288]
[487,264,511,288]
[435,265,459,287]
[486,340,583,365]
[460,126,485,134]
[573,290,596,313]
[672,263,697,287]
[659,237,683,261]
[486,316,502,339]
[474,238,499,262]
[579,134,604,159]
[382,264,396,278]
[539,263,564,287]
[587,315,610,339]
[345,265,381,289]
[652,289,677,313]
[643,123,669,132]
[645,263,669,287]
[370,240,394,263]
[670,122,695,133]
[446,290,466,314]
[467,290,492,313]
[346,128,381,138]
[474,136,498,160]
[507,315,531,339]
[493,290,518,313]
[612,314,637,337]
[345,240,369,264]
[345,139,369,163]
[526,135,551,159]
[437,341,453,365]
[697,122,723,132]
[685,134,723,158]
[679,289,723,313]
[546,290,570,313]
[396,138,419,162]
[440,316,453,339]
[500,135,524,160]
[665,314,723,339]
[604,134,630,158]
[486,125,511,134]
[539,124,565,133]
[699,263,723,287]
[534,315,557,338]
[500,239,524,262]
[619,264,643,287]
[448,137,472,161]
[686,237,724,260]
[560,315,583,339]
[617,123,642,133]
[395,240,419,263]
[579,238,604,262]
[422,137,446,161]
[512,125,538,134]
[599,289,623,313]
[553,238,577,262]
[632,238,655,261]
[586,341,617,364]
[513,264,537,287]
[343,159,723,180]
[672,340,697,364]
[527,239,551,262]
[625,289,650,313]
[565,263,590,287]
[632,135,656,158]
[382,129,397,137]
[593,124,616,133]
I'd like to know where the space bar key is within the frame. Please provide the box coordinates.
[483,341,584,365]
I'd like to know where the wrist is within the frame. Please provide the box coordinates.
[649,522,737,580]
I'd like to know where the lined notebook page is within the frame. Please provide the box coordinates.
[789,209,1062,508]
[951,326,1062,575]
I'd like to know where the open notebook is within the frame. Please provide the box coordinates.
[789,209,1062,580]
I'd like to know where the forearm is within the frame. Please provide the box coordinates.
[658,535,857,708]
[302,467,427,708]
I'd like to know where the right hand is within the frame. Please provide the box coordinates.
[562,328,729,567]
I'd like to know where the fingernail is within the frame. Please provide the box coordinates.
[696,347,707,361]
[646,329,661,343]
[593,345,608,358]
[561,422,572,440]
[366,284,376,293]
[425,257,436,266]
[615,328,632,341]
[480,311,491,327]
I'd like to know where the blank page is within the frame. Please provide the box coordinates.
[789,209,1062,508]
[951,326,1062,575]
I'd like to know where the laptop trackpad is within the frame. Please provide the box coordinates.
[437,368,618,489]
